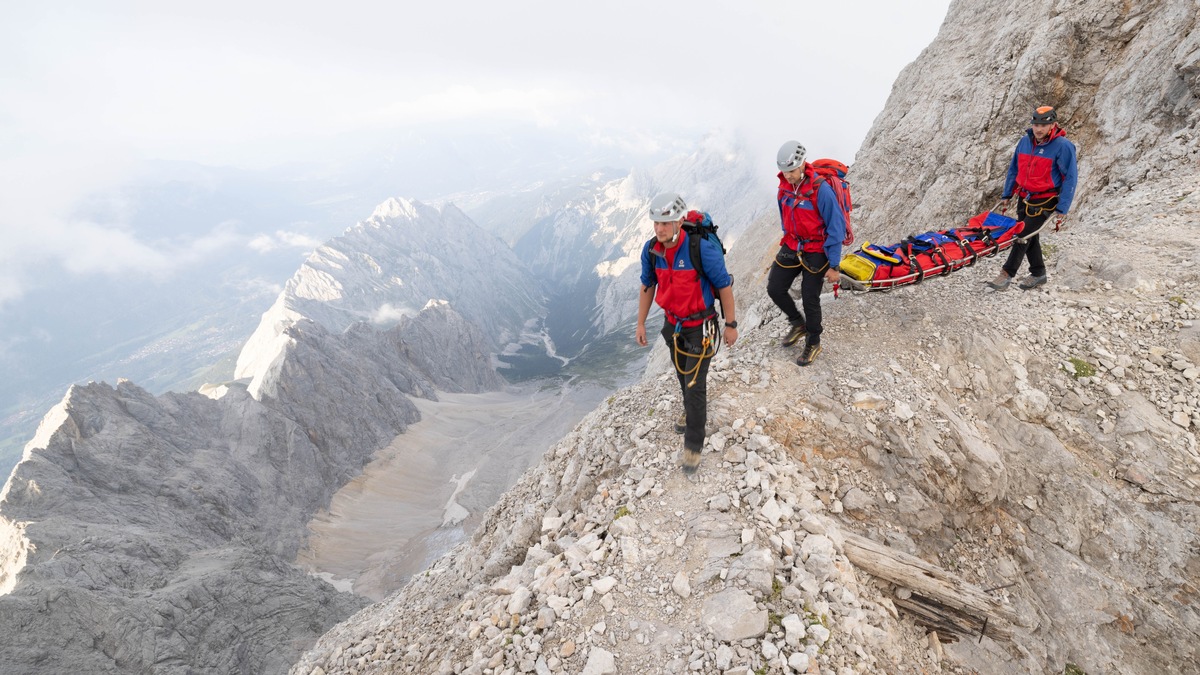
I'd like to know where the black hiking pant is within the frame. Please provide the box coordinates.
[1003,195,1058,278]
[661,321,710,453]
[767,246,828,346]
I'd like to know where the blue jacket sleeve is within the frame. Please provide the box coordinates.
[1002,142,1021,199]
[817,182,846,266]
[698,238,732,290]
[639,239,656,288]
[1055,140,1079,214]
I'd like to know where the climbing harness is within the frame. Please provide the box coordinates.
[774,248,830,273]
[672,315,721,388]
[1022,195,1056,217]
[1012,196,1061,243]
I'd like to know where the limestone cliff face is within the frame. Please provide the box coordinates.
[0,301,502,673]
[851,0,1199,243]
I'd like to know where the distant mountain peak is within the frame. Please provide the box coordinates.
[371,197,420,221]
[233,196,544,397]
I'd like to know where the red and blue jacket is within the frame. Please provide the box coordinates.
[777,169,847,265]
[1003,126,1078,214]
[639,230,732,327]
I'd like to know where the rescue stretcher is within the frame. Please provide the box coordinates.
[837,211,1026,292]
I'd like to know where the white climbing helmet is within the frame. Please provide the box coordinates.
[648,192,687,222]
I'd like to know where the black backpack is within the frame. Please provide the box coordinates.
[681,210,731,317]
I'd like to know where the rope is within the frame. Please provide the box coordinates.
[1023,196,1056,218]
[672,317,721,388]
[775,250,830,273]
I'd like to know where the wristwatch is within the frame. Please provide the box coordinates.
[725,321,738,329]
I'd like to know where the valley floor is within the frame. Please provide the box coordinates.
[297,380,617,600]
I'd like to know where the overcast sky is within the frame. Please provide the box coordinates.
[0,0,952,306]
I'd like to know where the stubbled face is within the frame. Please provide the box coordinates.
[653,219,681,245]
[1032,122,1054,142]
[783,167,805,185]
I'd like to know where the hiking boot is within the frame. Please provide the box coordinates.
[782,324,807,347]
[985,272,1011,291]
[681,447,701,475]
[674,413,686,435]
[1019,274,1047,290]
[796,343,822,367]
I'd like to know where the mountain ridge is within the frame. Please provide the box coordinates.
[0,300,506,673]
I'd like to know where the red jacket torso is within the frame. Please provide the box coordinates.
[650,232,711,326]
[1015,126,1068,197]
[777,170,827,253]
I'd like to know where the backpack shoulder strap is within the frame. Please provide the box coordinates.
[688,230,707,284]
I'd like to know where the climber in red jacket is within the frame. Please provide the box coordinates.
[987,106,1079,291]
[636,192,737,475]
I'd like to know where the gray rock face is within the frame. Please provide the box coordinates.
[236,197,544,387]
[0,302,502,673]
[851,0,1199,244]
[703,588,769,642]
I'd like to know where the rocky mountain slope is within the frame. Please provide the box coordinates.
[237,197,544,390]
[289,171,1199,675]
[290,0,1199,673]
[0,303,502,674]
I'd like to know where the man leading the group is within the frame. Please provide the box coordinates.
[987,105,1079,291]
[767,140,847,366]
[636,192,738,475]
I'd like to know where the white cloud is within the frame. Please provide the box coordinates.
[248,230,324,254]
[371,303,415,325]
[356,86,582,129]
[0,0,953,306]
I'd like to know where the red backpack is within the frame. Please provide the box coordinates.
[803,159,855,247]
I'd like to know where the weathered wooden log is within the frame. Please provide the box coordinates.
[841,532,1025,628]
[893,594,1015,642]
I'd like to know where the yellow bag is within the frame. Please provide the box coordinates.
[839,252,877,281]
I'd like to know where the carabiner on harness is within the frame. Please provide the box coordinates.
[672,316,721,388]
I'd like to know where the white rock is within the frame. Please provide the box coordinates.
[702,588,768,641]
[715,644,734,671]
[507,587,533,615]
[800,514,827,535]
[671,571,692,598]
[761,498,784,527]
[580,647,617,675]
[852,391,888,410]
[761,639,779,660]
[781,614,806,647]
